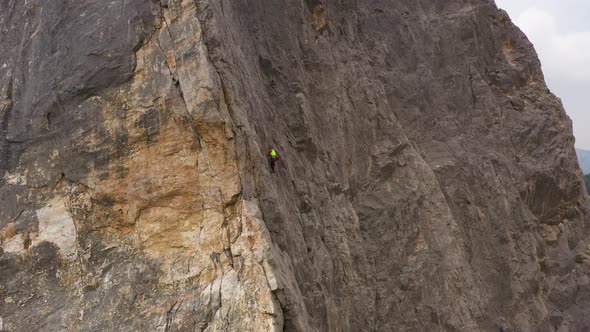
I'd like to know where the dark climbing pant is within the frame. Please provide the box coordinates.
[269,157,276,173]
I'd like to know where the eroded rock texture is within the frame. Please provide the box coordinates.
[1,0,589,331]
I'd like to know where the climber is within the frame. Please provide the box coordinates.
[268,146,281,173]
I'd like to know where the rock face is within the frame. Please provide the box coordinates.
[1,0,589,331]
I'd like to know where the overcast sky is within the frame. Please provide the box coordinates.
[494,0,590,149]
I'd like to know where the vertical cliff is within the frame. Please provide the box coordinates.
[1,0,589,331]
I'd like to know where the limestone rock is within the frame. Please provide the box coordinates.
[1,0,589,331]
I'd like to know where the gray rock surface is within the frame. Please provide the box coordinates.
[1,0,589,331]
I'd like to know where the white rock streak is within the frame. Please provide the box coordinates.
[34,197,78,259]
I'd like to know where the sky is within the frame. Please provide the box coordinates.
[494,0,590,149]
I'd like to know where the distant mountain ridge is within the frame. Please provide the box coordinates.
[577,148,590,174]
